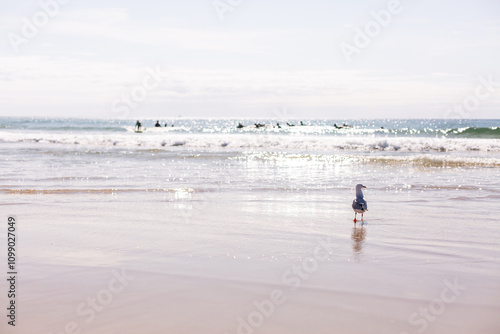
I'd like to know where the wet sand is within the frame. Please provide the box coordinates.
[2,189,500,334]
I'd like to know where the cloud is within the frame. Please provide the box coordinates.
[34,8,289,55]
[0,4,498,118]
[0,7,290,56]
[2,55,492,118]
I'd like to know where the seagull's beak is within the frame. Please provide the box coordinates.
[362,186,366,188]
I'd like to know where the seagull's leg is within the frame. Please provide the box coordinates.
[361,212,364,221]
[353,212,357,222]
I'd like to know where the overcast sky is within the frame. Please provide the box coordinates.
[1,0,499,119]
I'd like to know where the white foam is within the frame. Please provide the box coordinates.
[124,126,191,133]
[1,131,500,154]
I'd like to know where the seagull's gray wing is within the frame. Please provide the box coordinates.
[360,199,368,211]
[353,198,368,211]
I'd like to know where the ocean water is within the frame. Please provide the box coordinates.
[0,117,499,191]
[1,117,500,334]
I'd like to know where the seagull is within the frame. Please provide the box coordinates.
[352,184,368,222]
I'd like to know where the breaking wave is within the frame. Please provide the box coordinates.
[1,131,500,153]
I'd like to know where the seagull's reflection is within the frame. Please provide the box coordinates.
[351,224,366,260]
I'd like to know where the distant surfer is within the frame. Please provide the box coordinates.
[237,123,245,129]
[135,120,142,131]
[334,123,343,129]
[300,121,305,126]
[287,122,295,127]
[155,120,161,127]
[165,123,168,127]
[276,123,281,128]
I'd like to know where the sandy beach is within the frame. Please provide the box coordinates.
[3,189,500,334]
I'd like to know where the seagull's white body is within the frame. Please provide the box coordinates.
[352,184,368,221]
